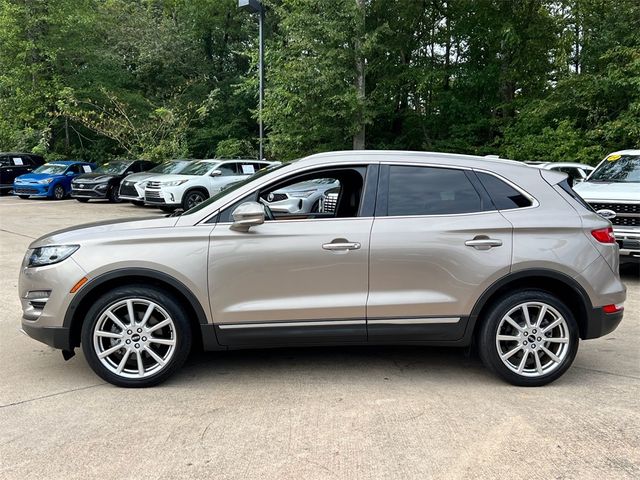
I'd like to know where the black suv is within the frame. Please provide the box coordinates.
[0,153,45,194]
[71,160,156,203]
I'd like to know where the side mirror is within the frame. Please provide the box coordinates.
[210,169,222,177]
[66,171,74,176]
[231,201,265,232]
[125,170,134,175]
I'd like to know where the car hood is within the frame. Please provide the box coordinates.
[30,216,179,248]
[574,181,640,202]
[148,174,200,183]
[15,172,64,182]
[123,172,159,183]
[73,172,120,183]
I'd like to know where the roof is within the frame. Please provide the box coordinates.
[0,152,42,156]
[44,160,93,165]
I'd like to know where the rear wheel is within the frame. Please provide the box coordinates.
[478,290,579,386]
[81,285,192,387]
[108,185,122,203]
[52,184,65,200]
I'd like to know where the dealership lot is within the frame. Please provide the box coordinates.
[1,196,638,479]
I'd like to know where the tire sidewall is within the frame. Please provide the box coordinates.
[181,189,207,210]
[81,285,192,387]
[479,290,579,387]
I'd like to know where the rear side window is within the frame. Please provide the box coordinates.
[476,172,532,209]
[387,166,484,216]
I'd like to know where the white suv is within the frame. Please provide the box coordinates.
[144,159,274,210]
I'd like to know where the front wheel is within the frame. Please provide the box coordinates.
[52,184,65,200]
[81,285,192,387]
[181,190,207,210]
[478,290,579,387]
[108,186,122,203]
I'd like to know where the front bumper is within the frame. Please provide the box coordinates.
[71,183,109,198]
[119,181,145,202]
[144,186,182,207]
[614,229,640,262]
[21,324,71,350]
[13,183,51,197]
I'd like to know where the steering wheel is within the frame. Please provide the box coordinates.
[259,197,275,221]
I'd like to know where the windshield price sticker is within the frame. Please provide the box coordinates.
[242,164,255,174]
[12,157,24,165]
[82,165,92,172]
[607,154,621,162]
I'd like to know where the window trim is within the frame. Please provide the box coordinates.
[472,168,539,212]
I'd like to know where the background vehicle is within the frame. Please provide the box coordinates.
[13,161,96,200]
[263,178,339,213]
[119,159,195,206]
[526,161,595,184]
[318,186,340,213]
[19,151,625,388]
[575,150,640,264]
[144,159,273,211]
[71,159,156,203]
[0,153,44,194]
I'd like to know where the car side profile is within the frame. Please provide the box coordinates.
[13,161,96,200]
[19,151,625,388]
[0,152,45,193]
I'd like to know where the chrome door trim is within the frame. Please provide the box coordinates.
[218,319,366,329]
[368,317,461,325]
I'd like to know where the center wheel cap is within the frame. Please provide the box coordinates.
[131,334,141,342]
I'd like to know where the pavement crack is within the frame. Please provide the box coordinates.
[0,383,105,409]
[573,365,640,381]
[0,228,36,240]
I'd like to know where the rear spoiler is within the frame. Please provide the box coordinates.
[539,169,572,187]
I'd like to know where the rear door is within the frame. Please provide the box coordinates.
[367,164,513,342]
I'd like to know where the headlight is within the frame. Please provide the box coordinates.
[27,245,79,268]
[161,180,188,186]
[289,190,315,198]
[38,178,54,184]
[96,183,108,190]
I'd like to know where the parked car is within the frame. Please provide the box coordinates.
[318,186,340,214]
[574,150,640,264]
[263,178,339,213]
[13,161,96,200]
[526,161,595,184]
[144,159,274,211]
[0,152,45,194]
[71,159,156,203]
[119,159,196,206]
[19,151,625,388]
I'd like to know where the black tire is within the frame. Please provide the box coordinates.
[181,189,208,210]
[132,200,145,207]
[310,199,320,213]
[160,206,176,212]
[52,184,65,200]
[478,290,579,387]
[18,195,30,199]
[81,285,192,388]
[76,198,90,203]
[107,185,122,203]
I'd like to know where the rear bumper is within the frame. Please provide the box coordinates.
[21,323,71,350]
[583,308,624,339]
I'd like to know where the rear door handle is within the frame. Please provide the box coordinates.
[322,240,361,251]
[465,236,503,250]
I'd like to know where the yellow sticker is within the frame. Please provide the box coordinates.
[607,154,621,161]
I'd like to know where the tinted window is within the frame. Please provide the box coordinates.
[476,172,531,209]
[387,166,483,216]
[218,163,239,176]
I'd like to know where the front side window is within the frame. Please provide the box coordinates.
[386,166,484,216]
[217,163,239,176]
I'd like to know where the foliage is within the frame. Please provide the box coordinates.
[0,0,638,164]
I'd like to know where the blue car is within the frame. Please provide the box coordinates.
[13,160,97,200]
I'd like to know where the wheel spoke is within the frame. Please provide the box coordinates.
[535,305,548,327]
[144,346,166,366]
[147,318,171,333]
[542,317,563,333]
[116,349,131,374]
[126,299,136,326]
[533,350,543,375]
[98,342,123,359]
[105,311,127,331]
[517,350,529,373]
[95,330,122,339]
[148,337,175,346]
[541,345,561,363]
[139,303,156,328]
[501,344,522,360]
[504,315,524,333]
[136,351,144,376]
[521,305,532,328]
[497,335,520,342]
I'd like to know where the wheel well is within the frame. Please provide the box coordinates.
[472,275,590,340]
[68,275,204,351]
[184,187,209,198]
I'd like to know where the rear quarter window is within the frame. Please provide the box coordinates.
[476,172,532,209]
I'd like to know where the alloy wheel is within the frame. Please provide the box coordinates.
[92,298,177,379]
[185,192,205,209]
[495,301,570,377]
[54,185,65,199]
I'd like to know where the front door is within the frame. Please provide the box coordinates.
[208,165,375,346]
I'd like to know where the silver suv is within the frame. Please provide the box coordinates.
[19,151,626,387]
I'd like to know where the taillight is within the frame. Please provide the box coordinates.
[602,304,624,314]
[591,227,616,244]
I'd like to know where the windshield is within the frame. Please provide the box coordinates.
[33,164,67,175]
[149,160,191,175]
[589,154,640,183]
[95,161,132,175]
[182,163,286,216]
[180,161,219,176]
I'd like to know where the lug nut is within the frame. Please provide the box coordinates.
[523,341,528,346]
[137,328,142,333]
[125,339,131,344]
[134,343,140,349]
[142,336,147,341]
[533,329,537,334]
[537,337,542,341]
[127,330,132,335]
[524,332,528,336]
[532,344,536,348]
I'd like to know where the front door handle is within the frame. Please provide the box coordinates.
[322,239,361,251]
[465,236,503,250]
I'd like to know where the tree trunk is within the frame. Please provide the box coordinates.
[353,0,366,150]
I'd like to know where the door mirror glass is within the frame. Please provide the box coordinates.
[66,171,75,176]
[231,201,265,231]
[210,169,222,177]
